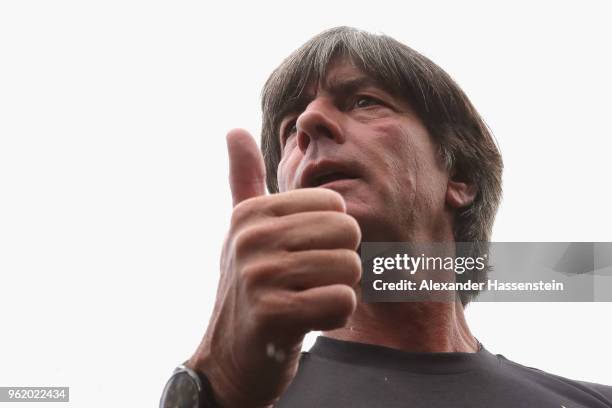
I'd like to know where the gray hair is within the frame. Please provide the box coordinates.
[260,26,503,305]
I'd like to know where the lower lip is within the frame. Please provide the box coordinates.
[317,178,358,189]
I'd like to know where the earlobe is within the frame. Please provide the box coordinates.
[446,179,478,209]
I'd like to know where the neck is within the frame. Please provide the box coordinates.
[323,299,478,353]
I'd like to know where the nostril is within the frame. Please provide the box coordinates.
[315,124,333,139]
[295,109,344,152]
[297,131,310,152]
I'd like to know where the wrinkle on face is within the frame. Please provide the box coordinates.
[275,58,454,244]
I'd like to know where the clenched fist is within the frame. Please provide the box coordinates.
[187,129,362,407]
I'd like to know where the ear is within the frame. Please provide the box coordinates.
[446,174,478,209]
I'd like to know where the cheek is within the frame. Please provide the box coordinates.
[277,146,302,192]
[389,127,448,209]
[363,121,446,204]
[364,123,419,183]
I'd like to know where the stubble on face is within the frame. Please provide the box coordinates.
[276,59,453,244]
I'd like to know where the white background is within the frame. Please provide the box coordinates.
[1,1,611,407]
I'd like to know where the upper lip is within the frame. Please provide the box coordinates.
[299,160,360,188]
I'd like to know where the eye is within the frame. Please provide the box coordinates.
[353,95,381,109]
[281,119,297,145]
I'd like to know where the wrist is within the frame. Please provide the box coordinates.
[186,354,271,408]
[159,361,220,408]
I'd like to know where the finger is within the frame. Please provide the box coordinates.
[227,128,266,206]
[291,284,357,331]
[254,249,362,290]
[276,211,361,251]
[230,188,348,228]
[262,188,346,216]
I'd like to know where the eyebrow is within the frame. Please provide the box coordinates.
[278,75,386,124]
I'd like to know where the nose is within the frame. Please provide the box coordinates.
[295,100,345,154]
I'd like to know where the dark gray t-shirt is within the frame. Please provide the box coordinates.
[276,336,612,407]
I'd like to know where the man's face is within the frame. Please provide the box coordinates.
[276,58,455,242]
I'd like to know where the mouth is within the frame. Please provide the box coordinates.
[300,161,360,188]
[311,172,357,187]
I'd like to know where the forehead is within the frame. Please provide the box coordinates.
[277,57,405,124]
[303,57,383,97]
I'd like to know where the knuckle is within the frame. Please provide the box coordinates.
[240,263,265,292]
[230,200,254,227]
[329,250,360,284]
[346,214,361,236]
[336,214,362,244]
[240,259,280,292]
[342,250,363,284]
[251,293,290,330]
[233,226,262,257]
[319,188,346,211]
[305,286,356,330]
[230,196,268,227]
[333,286,358,317]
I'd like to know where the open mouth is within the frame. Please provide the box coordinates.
[300,160,361,189]
[311,171,357,187]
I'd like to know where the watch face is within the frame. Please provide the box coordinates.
[160,371,200,408]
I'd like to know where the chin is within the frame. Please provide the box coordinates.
[343,201,386,242]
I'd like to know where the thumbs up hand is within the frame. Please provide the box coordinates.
[187,129,362,407]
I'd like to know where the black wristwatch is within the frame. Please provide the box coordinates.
[159,364,219,408]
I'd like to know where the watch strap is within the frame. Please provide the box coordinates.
[170,364,219,408]
[192,366,220,408]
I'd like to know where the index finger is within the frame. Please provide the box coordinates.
[261,188,347,216]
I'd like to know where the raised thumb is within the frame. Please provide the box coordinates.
[226,128,266,206]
